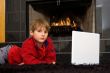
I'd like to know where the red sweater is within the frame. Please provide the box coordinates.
[21,37,56,64]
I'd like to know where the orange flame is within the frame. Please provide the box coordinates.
[51,17,71,26]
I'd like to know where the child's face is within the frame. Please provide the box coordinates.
[30,26,48,44]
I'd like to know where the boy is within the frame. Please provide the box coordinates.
[21,18,56,64]
[0,18,56,65]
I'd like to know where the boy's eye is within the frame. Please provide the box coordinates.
[37,30,48,33]
[44,31,48,33]
[37,30,42,32]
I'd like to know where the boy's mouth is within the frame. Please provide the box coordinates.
[41,38,45,40]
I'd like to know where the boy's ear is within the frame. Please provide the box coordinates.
[30,31,33,36]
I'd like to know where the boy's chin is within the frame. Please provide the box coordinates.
[39,40,46,43]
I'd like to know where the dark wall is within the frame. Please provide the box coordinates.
[6,0,26,42]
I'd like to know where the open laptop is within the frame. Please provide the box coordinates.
[71,31,100,65]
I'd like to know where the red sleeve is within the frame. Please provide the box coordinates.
[45,37,56,64]
[21,42,42,64]
[8,45,22,64]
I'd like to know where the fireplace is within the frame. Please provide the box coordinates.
[26,0,95,36]
[25,0,95,64]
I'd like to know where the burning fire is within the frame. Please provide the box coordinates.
[50,16,82,31]
[51,17,77,27]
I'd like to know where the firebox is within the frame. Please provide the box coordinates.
[26,0,94,36]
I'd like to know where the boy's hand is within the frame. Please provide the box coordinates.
[52,62,56,64]
[18,62,24,65]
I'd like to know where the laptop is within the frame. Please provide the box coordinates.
[71,31,100,65]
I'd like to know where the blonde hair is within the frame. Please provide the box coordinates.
[30,19,50,32]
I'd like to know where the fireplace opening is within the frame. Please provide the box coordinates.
[26,0,94,36]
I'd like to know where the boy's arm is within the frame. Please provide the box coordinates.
[45,37,56,64]
[45,47,56,64]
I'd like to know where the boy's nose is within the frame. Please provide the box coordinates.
[42,32,45,35]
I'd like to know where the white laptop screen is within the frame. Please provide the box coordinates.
[71,31,100,65]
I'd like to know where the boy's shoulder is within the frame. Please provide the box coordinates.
[22,37,34,45]
[47,37,53,42]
